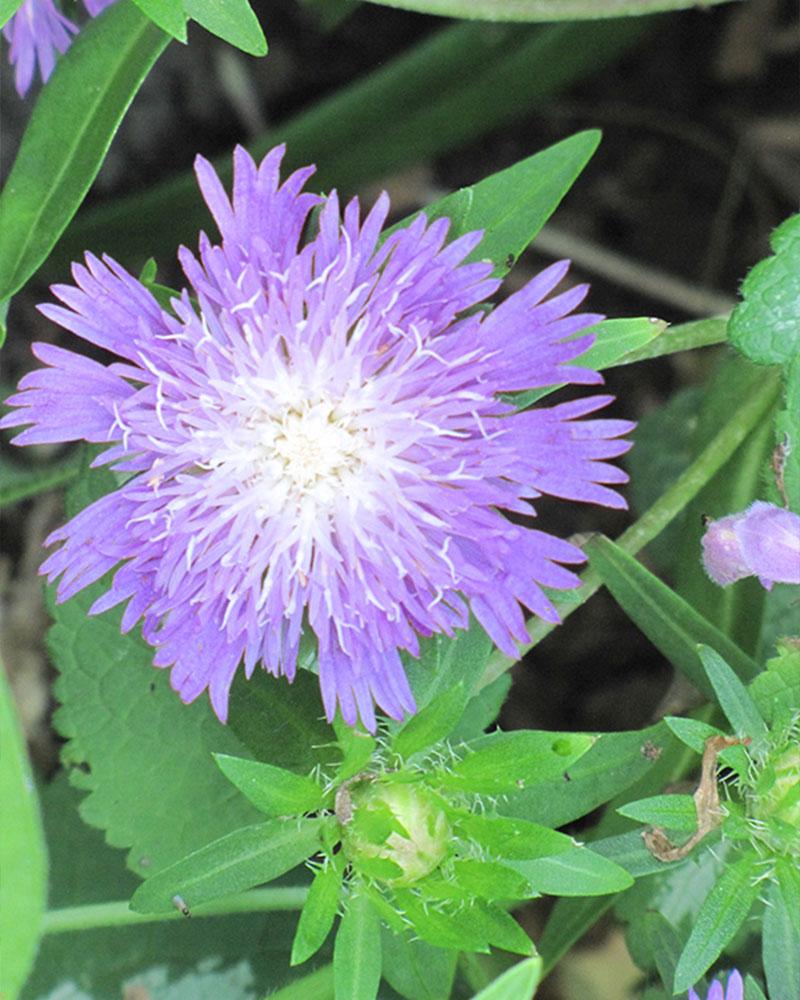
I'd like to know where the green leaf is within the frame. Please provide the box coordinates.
[0,453,82,508]
[395,891,489,952]
[589,829,688,878]
[392,683,469,759]
[183,0,267,56]
[362,0,732,17]
[469,901,535,956]
[470,958,543,1000]
[422,130,600,274]
[0,3,169,301]
[775,353,800,512]
[438,730,593,794]
[332,719,377,784]
[500,722,672,828]
[214,754,327,817]
[0,0,24,31]
[775,860,800,938]
[380,929,457,1000]
[511,316,666,410]
[0,661,47,1000]
[622,316,729,365]
[291,861,343,966]
[642,912,683,995]
[49,582,265,876]
[745,977,769,1000]
[508,846,633,896]
[673,855,760,992]
[456,813,576,860]
[764,878,800,1000]
[450,859,532,900]
[334,889,381,1000]
[698,645,768,738]
[729,213,800,366]
[403,617,493,710]
[132,0,188,39]
[589,535,760,693]
[269,965,335,1000]
[663,715,725,754]
[617,794,697,833]
[131,817,326,914]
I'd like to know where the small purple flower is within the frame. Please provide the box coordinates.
[688,969,744,1000]
[3,0,115,96]
[2,145,634,729]
[702,501,800,591]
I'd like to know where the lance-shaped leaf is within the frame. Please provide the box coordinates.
[0,0,25,29]
[0,3,169,302]
[438,730,593,794]
[589,535,760,692]
[131,817,328,914]
[507,846,633,896]
[334,888,381,1000]
[214,754,327,817]
[291,860,343,966]
[392,683,469,759]
[642,912,683,997]
[470,901,535,956]
[448,859,532,901]
[332,719,377,785]
[132,0,187,39]
[184,0,267,56]
[363,0,733,18]
[471,958,543,1000]
[698,646,769,739]
[617,794,698,833]
[673,855,760,992]
[380,929,457,1000]
[456,813,577,860]
[763,878,800,1000]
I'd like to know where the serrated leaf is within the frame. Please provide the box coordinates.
[438,730,593,794]
[698,645,768,739]
[456,813,576,860]
[589,535,760,693]
[0,3,169,301]
[392,683,469,759]
[49,584,262,876]
[500,722,670,828]
[673,855,760,992]
[752,640,800,727]
[132,0,188,39]
[214,754,327,817]
[617,794,697,833]
[131,817,326,914]
[729,213,800,366]
[775,353,800,512]
[511,316,666,410]
[470,958,543,1000]
[183,0,267,56]
[380,928,457,1000]
[334,889,381,1000]
[764,878,800,1000]
[508,845,633,896]
[0,660,47,1000]
[291,861,343,966]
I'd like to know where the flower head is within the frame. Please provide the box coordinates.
[688,970,744,1000]
[3,0,115,96]
[2,145,634,729]
[702,500,800,590]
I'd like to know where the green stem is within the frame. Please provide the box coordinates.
[41,885,308,935]
[620,316,728,365]
[478,369,780,690]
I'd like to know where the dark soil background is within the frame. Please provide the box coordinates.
[1,1,797,995]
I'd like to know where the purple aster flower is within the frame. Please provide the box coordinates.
[3,0,115,96]
[1,145,634,730]
[688,969,744,1000]
[702,501,800,590]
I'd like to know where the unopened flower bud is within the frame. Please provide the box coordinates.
[701,501,800,590]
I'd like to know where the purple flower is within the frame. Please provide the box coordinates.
[3,0,115,96]
[688,970,744,1000]
[2,145,634,729]
[702,501,800,591]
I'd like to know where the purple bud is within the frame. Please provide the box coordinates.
[702,501,800,591]
[688,970,743,1000]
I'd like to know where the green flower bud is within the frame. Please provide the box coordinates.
[748,739,800,857]
[342,779,451,887]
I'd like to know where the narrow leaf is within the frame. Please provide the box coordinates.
[380,929,457,1000]
[132,0,187,39]
[334,889,382,1000]
[183,0,267,56]
[130,818,326,914]
[508,846,633,896]
[456,813,577,860]
[450,859,532,900]
[0,660,47,1000]
[0,454,82,508]
[439,730,593,794]
[617,794,698,833]
[698,645,769,738]
[642,912,683,995]
[0,0,24,29]
[673,856,760,992]
[663,716,726,754]
[363,0,733,18]
[291,861,343,966]
[470,958,543,1000]
[763,879,800,1000]
[333,720,377,784]
[470,902,534,956]
[392,683,469,759]
[0,3,169,300]
[214,754,326,816]
[590,535,760,692]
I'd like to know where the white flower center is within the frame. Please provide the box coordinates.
[270,399,364,496]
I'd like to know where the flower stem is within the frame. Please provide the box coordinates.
[41,885,308,935]
[479,369,781,689]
